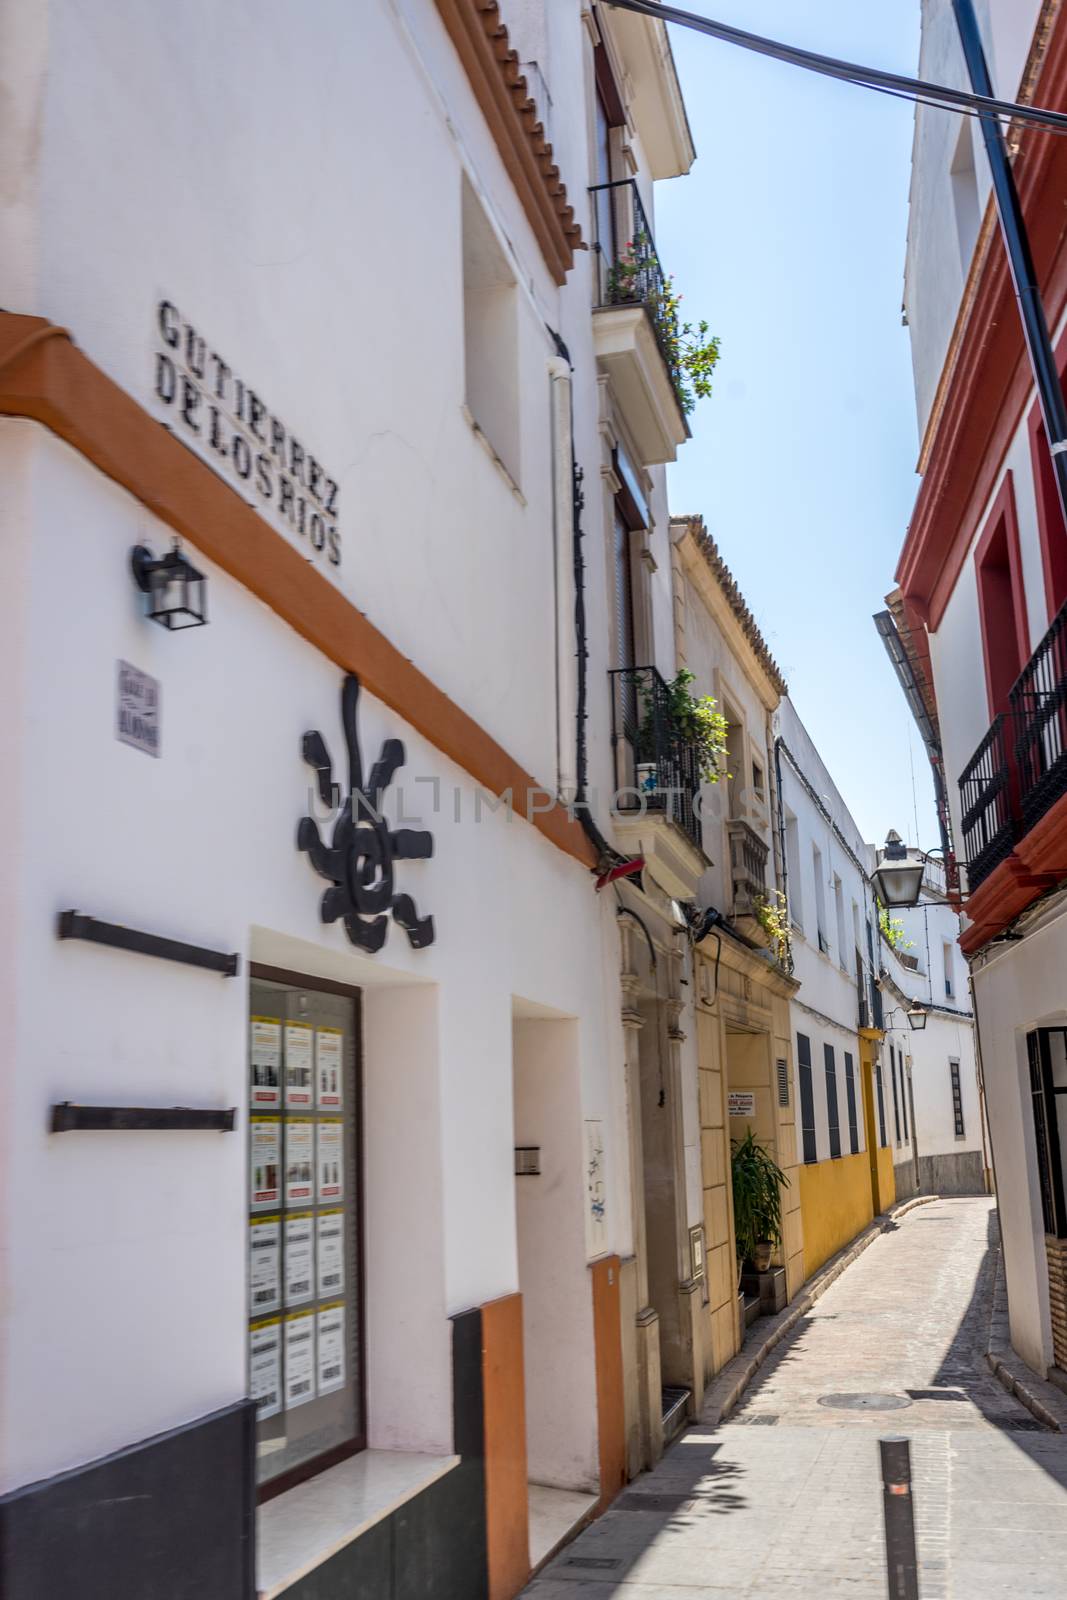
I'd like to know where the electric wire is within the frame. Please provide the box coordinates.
[603,0,1067,137]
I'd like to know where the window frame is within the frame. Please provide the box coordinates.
[844,1051,859,1155]
[824,1043,841,1160]
[1028,1028,1067,1240]
[250,962,367,1505]
[797,1032,817,1165]
[890,1044,902,1146]
[949,1058,965,1139]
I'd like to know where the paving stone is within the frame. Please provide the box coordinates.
[523,1198,1067,1597]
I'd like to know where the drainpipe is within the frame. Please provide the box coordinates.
[952,0,1067,532]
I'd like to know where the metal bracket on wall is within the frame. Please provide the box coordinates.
[51,1103,237,1133]
[57,910,240,976]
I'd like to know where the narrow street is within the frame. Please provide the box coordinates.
[525,1199,1067,1598]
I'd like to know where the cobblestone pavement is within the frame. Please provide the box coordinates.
[522,1197,1067,1597]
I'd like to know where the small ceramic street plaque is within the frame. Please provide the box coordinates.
[116,660,161,757]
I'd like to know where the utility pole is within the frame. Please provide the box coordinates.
[952,0,1067,534]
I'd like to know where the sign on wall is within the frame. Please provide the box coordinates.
[152,299,342,568]
[728,1091,757,1117]
[116,660,160,757]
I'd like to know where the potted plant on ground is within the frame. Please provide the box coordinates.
[731,1129,789,1278]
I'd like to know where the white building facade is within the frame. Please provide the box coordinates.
[0,2,708,1596]
[890,0,1067,1384]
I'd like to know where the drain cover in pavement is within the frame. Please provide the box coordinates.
[734,1413,779,1425]
[817,1392,912,1411]
[563,1557,623,1569]
[906,1388,969,1401]
[615,1492,694,1513]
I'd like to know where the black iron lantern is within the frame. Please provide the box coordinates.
[871,830,925,909]
[906,1006,928,1031]
[131,540,207,630]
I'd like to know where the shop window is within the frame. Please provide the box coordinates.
[844,1052,859,1155]
[824,1044,841,1159]
[1027,1028,1067,1239]
[462,177,520,485]
[950,1060,965,1139]
[797,1032,817,1164]
[975,474,1029,719]
[248,966,364,1494]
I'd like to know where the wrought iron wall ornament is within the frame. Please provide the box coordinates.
[297,675,435,952]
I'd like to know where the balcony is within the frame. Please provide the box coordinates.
[959,597,1067,896]
[727,819,769,918]
[589,179,690,465]
[959,714,1016,893]
[609,665,705,896]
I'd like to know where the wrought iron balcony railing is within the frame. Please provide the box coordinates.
[589,178,687,417]
[1010,597,1067,834]
[958,714,1016,894]
[727,819,768,917]
[608,665,703,851]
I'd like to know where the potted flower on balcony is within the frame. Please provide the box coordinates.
[731,1129,788,1278]
[636,669,728,802]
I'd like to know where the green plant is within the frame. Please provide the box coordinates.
[664,669,728,784]
[755,890,792,967]
[606,238,721,415]
[731,1130,789,1278]
[878,902,914,953]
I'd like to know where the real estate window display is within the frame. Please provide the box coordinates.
[247,968,364,1493]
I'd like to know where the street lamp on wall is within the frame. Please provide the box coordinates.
[885,1004,928,1032]
[871,830,926,909]
[131,540,207,630]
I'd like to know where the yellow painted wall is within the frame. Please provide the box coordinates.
[799,1152,875,1280]
[876,1145,896,1212]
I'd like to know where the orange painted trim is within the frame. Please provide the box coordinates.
[590,1256,626,1511]
[1016,786,1067,878]
[432,0,581,286]
[897,10,1067,628]
[958,853,1059,955]
[481,1292,530,1600]
[0,312,598,874]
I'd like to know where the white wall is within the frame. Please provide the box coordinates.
[904,0,1044,438]
[0,426,625,1492]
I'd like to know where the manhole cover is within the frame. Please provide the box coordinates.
[817,1392,912,1411]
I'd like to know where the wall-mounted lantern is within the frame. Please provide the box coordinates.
[514,1146,541,1176]
[871,830,925,909]
[905,1006,928,1031]
[131,540,207,630]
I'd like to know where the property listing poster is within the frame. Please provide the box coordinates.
[284,1212,314,1307]
[317,1119,344,1202]
[317,1210,345,1298]
[285,1118,314,1205]
[249,1216,281,1316]
[250,1318,282,1419]
[250,1017,282,1108]
[284,1021,314,1109]
[284,1311,315,1408]
[316,1027,343,1109]
[250,1117,281,1211]
[317,1303,346,1396]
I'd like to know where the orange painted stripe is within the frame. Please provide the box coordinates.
[481,1293,530,1600]
[0,312,597,873]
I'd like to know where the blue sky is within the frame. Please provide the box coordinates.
[656,1,936,850]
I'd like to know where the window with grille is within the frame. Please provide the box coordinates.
[1028,1030,1067,1240]
[901,1056,910,1142]
[844,1052,859,1155]
[824,1043,840,1159]
[797,1033,817,1164]
[890,1045,902,1145]
[950,1060,965,1138]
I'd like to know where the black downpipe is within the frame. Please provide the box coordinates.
[953,0,1067,533]
[551,329,621,870]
